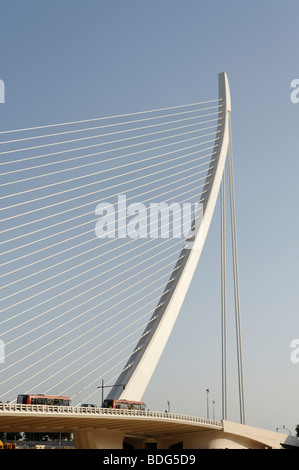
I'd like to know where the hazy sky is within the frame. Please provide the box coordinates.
[0,1,299,435]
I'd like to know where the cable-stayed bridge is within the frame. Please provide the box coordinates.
[0,73,298,449]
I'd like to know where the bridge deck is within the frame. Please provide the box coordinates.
[1,404,298,449]
[0,404,222,437]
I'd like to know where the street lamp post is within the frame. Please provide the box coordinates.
[97,380,126,407]
[276,425,292,435]
[212,400,215,421]
[206,389,210,419]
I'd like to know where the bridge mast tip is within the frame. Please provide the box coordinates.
[219,73,231,113]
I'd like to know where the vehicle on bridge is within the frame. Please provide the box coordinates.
[17,394,71,406]
[103,399,146,410]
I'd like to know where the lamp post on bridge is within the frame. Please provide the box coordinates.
[276,425,292,435]
[212,400,215,421]
[97,380,126,407]
[206,389,210,419]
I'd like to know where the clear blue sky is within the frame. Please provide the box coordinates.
[0,0,298,435]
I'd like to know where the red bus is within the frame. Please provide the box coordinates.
[103,399,146,410]
[17,394,71,406]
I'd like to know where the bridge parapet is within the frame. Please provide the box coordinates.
[0,402,222,428]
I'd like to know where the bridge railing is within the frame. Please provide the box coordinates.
[0,403,222,427]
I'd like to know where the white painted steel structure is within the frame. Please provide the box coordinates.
[0,72,245,428]
[107,73,235,405]
[0,75,295,446]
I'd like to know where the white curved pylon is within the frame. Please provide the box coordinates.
[106,72,231,402]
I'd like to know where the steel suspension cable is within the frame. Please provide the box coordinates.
[228,112,245,425]
[0,162,211,289]
[1,117,220,179]
[0,98,222,135]
[0,184,205,331]
[1,131,219,205]
[0,105,221,148]
[0,110,222,162]
[0,156,213,266]
[0,138,218,228]
[1,251,185,394]
[1,124,218,187]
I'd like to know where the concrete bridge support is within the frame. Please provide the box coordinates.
[74,429,125,449]
[73,429,269,449]
[73,422,299,449]
[123,430,269,450]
